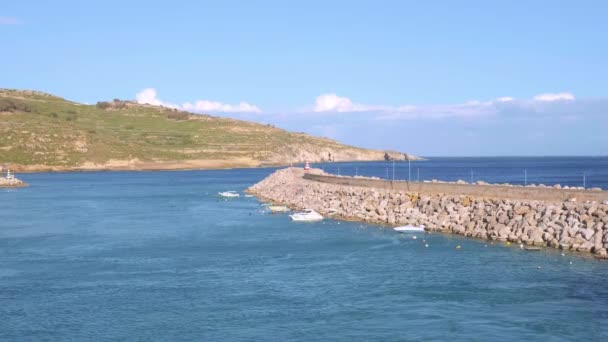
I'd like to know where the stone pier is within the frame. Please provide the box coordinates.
[248,168,608,258]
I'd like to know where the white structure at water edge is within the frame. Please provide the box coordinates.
[2,164,15,179]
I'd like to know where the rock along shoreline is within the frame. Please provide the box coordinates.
[0,177,27,188]
[248,168,608,258]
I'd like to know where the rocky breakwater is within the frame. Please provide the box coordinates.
[248,167,608,258]
[0,176,27,188]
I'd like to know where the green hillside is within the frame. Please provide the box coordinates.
[0,89,401,172]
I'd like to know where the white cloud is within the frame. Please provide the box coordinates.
[136,88,175,108]
[533,92,575,102]
[313,94,383,112]
[311,93,496,119]
[135,88,261,113]
[378,102,497,120]
[0,16,19,25]
[182,100,261,113]
[308,92,587,120]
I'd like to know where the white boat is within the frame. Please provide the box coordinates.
[289,209,323,222]
[393,225,426,232]
[218,191,240,198]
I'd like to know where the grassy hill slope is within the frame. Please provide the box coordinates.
[0,89,415,172]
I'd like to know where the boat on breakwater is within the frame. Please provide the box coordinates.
[290,209,323,222]
[247,167,608,258]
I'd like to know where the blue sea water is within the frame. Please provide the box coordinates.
[317,156,608,190]
[1,158,608,341]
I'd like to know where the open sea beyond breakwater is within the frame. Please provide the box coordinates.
[315,156,608,190]
[1,157,608,341]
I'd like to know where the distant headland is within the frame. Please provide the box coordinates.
[0,88,420,173]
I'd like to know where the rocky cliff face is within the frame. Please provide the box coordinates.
[263,144,421,165]
[248,168,608,258]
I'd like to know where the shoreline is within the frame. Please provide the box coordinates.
[5,157,424,174]
[248,167,608,258]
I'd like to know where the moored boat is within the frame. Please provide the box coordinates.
[289,209,323,222]
[393,225,426,232]
[218,191,240,198]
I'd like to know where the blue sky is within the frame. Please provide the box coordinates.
[2,0,607,156]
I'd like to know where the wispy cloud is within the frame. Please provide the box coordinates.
[532,92,575,102]
[311,93,500,119]
[135,88,262,114]
[0,16,19,25]
[134,88,604,125]
[182,100,261,113]
[307,92,591,121]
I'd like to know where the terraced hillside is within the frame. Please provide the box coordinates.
[0,89,416,172]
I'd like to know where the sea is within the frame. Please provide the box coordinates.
[1,157,607,341]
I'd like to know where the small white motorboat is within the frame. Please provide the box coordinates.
[289,209,323,222]
[393,225,426,233]
[218,191,240,198]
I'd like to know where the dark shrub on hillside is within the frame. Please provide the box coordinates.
[96,101,111,109]
[112,99,128,109]
[167,112,190,121]
[97,99,128,110]
[0,98,32,112]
